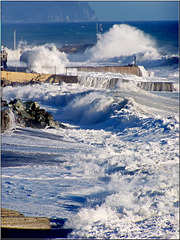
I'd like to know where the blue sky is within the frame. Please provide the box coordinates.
[88,1,179,21]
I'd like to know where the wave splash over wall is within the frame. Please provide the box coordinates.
[6,42,69,74]
[20,44,69,74]
[89,24,160,61]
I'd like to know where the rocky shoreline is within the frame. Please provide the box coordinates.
[1,98,67,133]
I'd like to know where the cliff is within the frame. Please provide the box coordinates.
[1,1,98,23]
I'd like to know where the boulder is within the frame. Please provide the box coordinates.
[9,99,25,114]
[1,98,67,130]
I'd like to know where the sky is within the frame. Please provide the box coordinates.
[88,1,179,21]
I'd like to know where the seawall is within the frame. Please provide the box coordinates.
[1,71,78,86]
[1,71,50,85]
[1,70,174,92]
[137,81,174,91]
[1,208,50,229]
[1,208,72,238]
[67,65,143,77]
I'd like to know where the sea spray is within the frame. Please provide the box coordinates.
[77,73,120,89]
[5,48,26,67]
[2,81,179,239]
[1,21,179,239]
[5,40,34,67]
[89,24,160,61]
[5,42,69,74]
[20,44,69,74]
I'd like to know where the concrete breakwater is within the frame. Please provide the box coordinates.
[1,208,72,238]
[67,65,144,77]
[1,70,78,86]
[1,65,145,85]
[137,81,174,91]
[1,208,50,229]
[1,68,175,92]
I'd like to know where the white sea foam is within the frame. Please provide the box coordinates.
[5,42,69,74]
[89,24,160,61]
[5,48,26,67]
[20,44,69,74]
[2,43,179,240]
[2,110,179,239]
[1,21,179,239]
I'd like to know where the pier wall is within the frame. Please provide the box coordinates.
[1,208,50,229]
[1,71,78,86]
[1,71,174,92]
[1,71,49,84]
[67,65,143,77]
[137,81,174,92]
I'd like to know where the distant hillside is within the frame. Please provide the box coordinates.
[2,1,98,23]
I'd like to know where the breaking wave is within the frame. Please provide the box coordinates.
[89,24,160,61]
[20,44,69,74]
[3,82,179,132]
[4,24,178,76]
[2,81,179,239]
[2,21,179,240]
[5,42,69,74]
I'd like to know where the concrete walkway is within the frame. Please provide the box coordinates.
[1,208,50,229]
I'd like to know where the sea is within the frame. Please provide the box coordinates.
[1,21,179,239]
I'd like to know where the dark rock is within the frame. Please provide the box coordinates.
[1,108,11,132]
[5,98,65,130]
[1,79,11,87]
[9,99,25,113]
[1,100,8,107]
[25,119,48,129]
[25,100,40,111]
